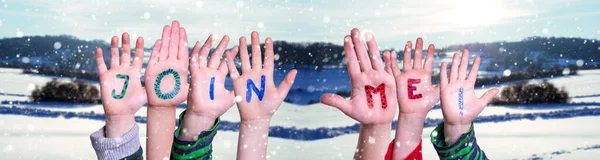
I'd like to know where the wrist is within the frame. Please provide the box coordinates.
[397,113,426,131]
[179,111,217,141]
[398,112,428,122]
[443,122,472,145]
[360,122,391,129]
[240,119,271,133]
[105,114,136,138]
[394,113,426,155]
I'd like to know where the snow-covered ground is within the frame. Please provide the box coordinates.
[1,67,600,159]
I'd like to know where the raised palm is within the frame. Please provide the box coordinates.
[439,50,499,126]
[225,31,297,121]
[187,35,235,119]
[144,21,190,107]
[96,33,147,116]
[321,29,397,125]
[390,38,440,115]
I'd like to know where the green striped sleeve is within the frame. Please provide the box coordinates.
[171,110,219,160]
[430,122,488,160]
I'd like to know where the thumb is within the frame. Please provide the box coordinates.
[277,69,298,97]
[478,88,499,106]
[320,93,351,114]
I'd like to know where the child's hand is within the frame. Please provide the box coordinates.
[179,35,235,140]
[390,38,440,116]
[144,21,190,108]
[95,33,147,137]
[439,50,499,144]
[321,28,397,125]
[225,31,297,122]
[388,38,440,158]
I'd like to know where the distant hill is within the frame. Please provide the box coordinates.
[441,37,600,70]
[1,35,599,74]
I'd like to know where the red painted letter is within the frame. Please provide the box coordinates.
[407,79,422,99]
[364,83,388,109]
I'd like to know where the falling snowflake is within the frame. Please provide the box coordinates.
[307,85,315,92]
[322,16,330,24]
[236,1,244,8]
[235,96,242,102]
[368,136,376,144]
[21,57,30,63]
[143,12,151,20]
[576,59,584,67]
[257,22,264,28]
[195,1,204,8]
[53,41,62,50]
[562,68,570,75]
[16,30,23,38]
[503,69,511,77]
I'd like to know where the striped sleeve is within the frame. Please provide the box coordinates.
[430,122,488,160]
[171,110,219,160]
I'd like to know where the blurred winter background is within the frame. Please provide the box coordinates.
[1,0,600,159]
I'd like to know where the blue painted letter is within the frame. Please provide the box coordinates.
[246,75,266,102]
[209,77,215,100]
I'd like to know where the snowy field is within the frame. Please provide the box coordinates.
[1,67,600,159]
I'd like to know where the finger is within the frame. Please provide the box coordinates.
[132,37,145,70]
[479,88,499,106]
[351,28,371,71]
[343,35,360,75]
[159,25,171,61]
[320,94,351,114]
[120,33,131,66]
[208,35,230,69]
[178,27,189,61]
[391,51,402,77]
[168,21,180,60]
[189,41,202,71]
[277,69,297,97]
[423,44,435,73]
[449,53,460,81]
[263,37,275,71]
[440,62,448,88]
[403,41,413,71]
[109,36,120,68]
[217,59,228,74]
[365,32,383,70]
[458,49,470,80]
[250,31,262,70]
[226,46,240,78]
[383,51,393,74]
[199,35,214,68]
[413,38,424,69]
[467,56,481,84]
[95,48,107,74]
[149,39,162,66]
[239,36,251,73]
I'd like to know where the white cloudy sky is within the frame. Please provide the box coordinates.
[0,0,599,48]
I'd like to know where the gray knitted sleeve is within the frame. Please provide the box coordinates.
[90,124,142,160]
